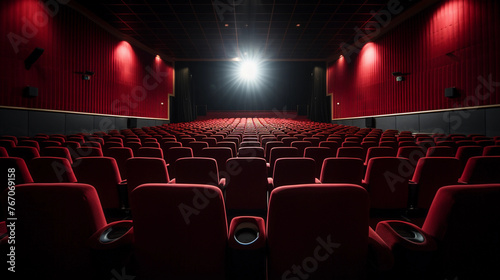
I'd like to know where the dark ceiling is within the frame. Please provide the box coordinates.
[74,0,422,61]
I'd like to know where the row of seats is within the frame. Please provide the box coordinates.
[2,182,499,279]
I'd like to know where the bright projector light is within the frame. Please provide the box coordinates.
[239,60,259,81]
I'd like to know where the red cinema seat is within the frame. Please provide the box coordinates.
[9,146,40,163]
[200,147,233,177]
[454,145,483,173]
[5,183,132,279]
[376,184,500,279]
[126,157,169,196]
[320,157,364,185]
[136,147,164,158]
[271,157,316,190]
[426,146,454,157]
[130,183,228,279]
[40,146,73,164]
[103,147,134,179]
[0,157,33,191]
[238,147,265,158]
[173,157,224,189]
[224,157,269,218]
[267,184,393,279]
[304,147,335,178]
[483,145,500,156]
[166,147,193,178]
[459,156,500,184]
[337,147,364,160]
[73,157,123,210]
[410,157,460,209]
[28,157,77,183]
[0,147,7,157]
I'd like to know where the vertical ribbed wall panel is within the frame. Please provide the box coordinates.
[328,0,500,119]
[0,0,174,119]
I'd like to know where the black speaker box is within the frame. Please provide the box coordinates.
[445,87,459,98]
[25,47,44,70]
[127,118,138,128]
[365,117,375,128]
[23,86,38,98]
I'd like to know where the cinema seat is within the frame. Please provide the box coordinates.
[40,146,73,164]
[126,157,169,196]
[0,157,33,191]
[410,157,460,209]
[363,157,412,209]
[18,140,40,151]
[376,184,500,279]
[320,157,364,185]
[459,156,500,184]
[483,145,500,156]
[267,184,393,279]
[130,183,228,280]
[271,157,316,190]
[268,147,299,175]
[173,157,224,189]
[454,145,483,173]
[426,146,454,157]
[224,157,269,218]
[28,157,77,183]
[74,147,103,160]
[237,147,264,160]
[136,147,164,158]
[166,147,193,178]
[304,147,334,178]
[6,183,133,279]
[0,147,7,157]
[73,157,123,210]
[337,146,364,160]
[9,146,40,163]
[200,147,233,176]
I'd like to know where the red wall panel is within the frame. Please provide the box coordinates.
[328,0,500,119]
[0,0,174,119]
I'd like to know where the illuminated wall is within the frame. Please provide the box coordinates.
[328,0,500,119]
[0,0,174,119]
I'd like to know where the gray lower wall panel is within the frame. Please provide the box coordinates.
[29,111,66,136]
[332,106,500,136]
[0,109,29,136]
[0,108,169,137]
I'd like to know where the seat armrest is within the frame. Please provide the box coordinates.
[228,216,266,250]
[88,220,134,250]
[368,227,394,271]
[267,177,274,192]
[219,178,226,190]
[315,178,321,184]
[375,220,437,252]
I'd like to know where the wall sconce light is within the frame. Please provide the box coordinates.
[392,71,409,82]
[75,71,95,80]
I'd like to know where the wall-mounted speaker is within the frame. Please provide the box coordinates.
[127,118,137,128]
[23,86,38,98]
[25,47,44,70]
[445,87,459,98]
[365,117,375,128]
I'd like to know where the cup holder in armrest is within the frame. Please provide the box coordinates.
[390,223,425,243]
[234,222,260,245]
[99,224,133,244]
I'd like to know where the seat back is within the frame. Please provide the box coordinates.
[422,184,500,277]
[174,157,220,187]
[73,157,122,209]
[8,183,107,278]
[483,145,500,156]
[186,141,209,156]
[200,147,233,176]
[265,141,285,161]
[365,147,396,165]
[304,147,335,178]
[238,147,265,158]
[396,146,426,166]
[337,147,364,160]
[364,157,412,209]
[136,147,164,158]
[130,183,228,279]
[224,157,268,214]
[126,157,169,195]
[74,147,103,160]
[10,146,40,163]
[104,147,134,179]
[0,157,33,191]
[28,157,77,183]
[291,141,313,156]
[267,184,370,279]
[411,157,460,209]
[40,146,73,163]
[272,157,316,189]
[320,157,364,185]
[0,146,7,157]
[426,146,454,157]
[269,147,299,173]
[459,156,500,184]
[319,141,340,155]
[166,147,193,178]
